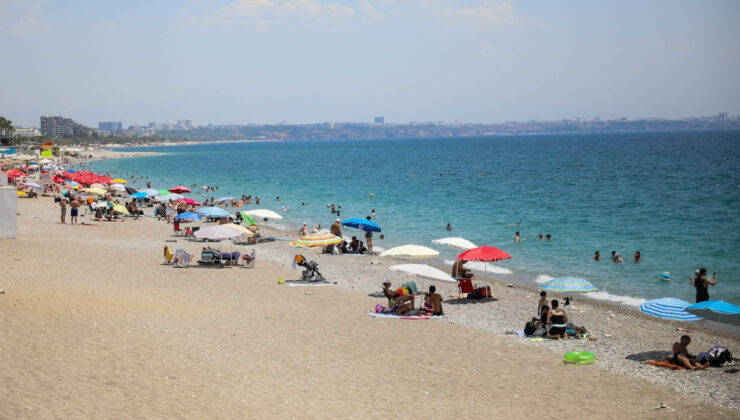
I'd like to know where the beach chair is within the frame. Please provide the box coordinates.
[163,245,174,264]
[457,278,475,296]
[173,221,184,236]
[241,249,256,268]
[198,246,222,266]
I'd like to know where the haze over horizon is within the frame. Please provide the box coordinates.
[2,0,739,128]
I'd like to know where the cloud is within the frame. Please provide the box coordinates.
[184,0,357,27]
[361,1,385,20]
[0,0,50,35]
[438,0,536,26]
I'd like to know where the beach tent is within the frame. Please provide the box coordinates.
[380,245,440,260]
[389,264,456,283]
[432,237,477,250]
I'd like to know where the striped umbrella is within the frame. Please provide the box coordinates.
[542,277,598,293]
[639,298,701,321]
[290,233,343,248]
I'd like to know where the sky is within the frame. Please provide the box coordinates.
[1,0,739,127]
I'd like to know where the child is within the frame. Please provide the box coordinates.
[537,291,547,316]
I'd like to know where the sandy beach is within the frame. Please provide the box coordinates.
[1,197,738,419]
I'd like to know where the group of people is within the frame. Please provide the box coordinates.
[532,291,570,339]
[593,250,640,263]
[513,232,552,242]
[327,217,375,255]
[382,280,443,316]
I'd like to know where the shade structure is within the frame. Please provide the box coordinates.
[237,211,257,226]
[39,158,52,164]
[23,182,41,189]
[214,196,236,202]
[139,188,160,196]
[110,203,130,215]
[129,192,149,199]
[432,237,477,250]
[341,218,381,232]
[174,212,203,221]
[380,245,440,259]
[194,225,245,241]
[169,185,191,194]
[542,277,598,293]
[389,264,456,283]
[639,298,701,321]
[176,198,200,206]
[242,209,283,220]
[456,246,511,262]
[197,206,230,218]
[220,223,255,236]
[82,187,108,196]
[124,186,138,195]
[109,183,126,191]
[686,301,740,326]
[290,233,343,248]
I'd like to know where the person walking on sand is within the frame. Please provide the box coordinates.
[70,197,81,225]
[690,268,717,303]
[59,198,67,224]
[364,215,374,254]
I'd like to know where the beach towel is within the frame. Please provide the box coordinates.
[282,280,333,287]
[644,359,688,370]
[365,312,443,320]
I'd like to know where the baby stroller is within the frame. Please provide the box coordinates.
[294,255,325,282]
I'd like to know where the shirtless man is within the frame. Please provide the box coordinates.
[452,260,473,279]
[70,197,81,224]
[672,335,709,370]
[426,285,444,316]
[330,218,342,237]
[59,198,67,224]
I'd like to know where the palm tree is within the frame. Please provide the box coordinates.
[0,116,14,138]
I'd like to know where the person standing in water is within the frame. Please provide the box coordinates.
[594,250,600,261]
[514,231,521,243]
[633,251,641,263]
[690,268,717,303]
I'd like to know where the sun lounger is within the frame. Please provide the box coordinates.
[198,246,223,266]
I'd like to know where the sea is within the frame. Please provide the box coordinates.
[84,131,740,307]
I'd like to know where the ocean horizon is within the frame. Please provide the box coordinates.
[85,130,740,306]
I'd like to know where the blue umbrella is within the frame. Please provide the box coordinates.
[686,301,740,327]
[639,298,701,321]
[129,192,149,199]
[175,212,203,222]
[197,206,230,218]
[341,218,381,232]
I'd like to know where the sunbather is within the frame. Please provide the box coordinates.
[382,280,415,310]
[672,335,710,370]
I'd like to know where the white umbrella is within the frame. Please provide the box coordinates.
[380,244,440,259]
[23,182,42,189]
[155,193,184,202]
[194,225,246,241]
[389,264,456,283]
[432,237,477,250]
[109,183,126,191]
[138,188,160,196]
[242,209,284,220]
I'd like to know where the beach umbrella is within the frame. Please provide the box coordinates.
[215,196,236,202]
[686,301,740,327]
[158,189,170,195]
[389,264,456,283]
[17,190,28,197]
[129,192,149,199]
[290,233,343,248]
[109,183,126,192]
[194,224,245,241]
[432,237,477,250]
[39,158,52,164]
[23,182,42,189]
[176,198,201,206]
[110,202,130,215]
[220,223,254,235]
[341,218,381,232]
[138,188,160,196]
[242,209,283,220]
[639,297,701,342]
[110,178,127,184]
[542,277,598,293]
[380,245,440,260]
[155,193,185,202]
[457,246,511,262]
[197,206,230,218]
[237,211,257,226]
[174,212,203,221]
[124,186,138,195]
[169,185,191,194]
[82,187,108,196]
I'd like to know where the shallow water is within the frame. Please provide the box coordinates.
[88,131,740,305]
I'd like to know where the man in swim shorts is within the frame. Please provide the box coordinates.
[672,335,709,370]
[70,197,81,224]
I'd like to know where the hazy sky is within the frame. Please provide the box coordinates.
[2,0,739,127]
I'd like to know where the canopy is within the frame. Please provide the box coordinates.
[456,246,511,262]
[389,264,456,283]
[380,245,440,259]
[639,298,701,321]
[432,237,476,250]
[686,301,740,326]
[23,182,42,189]
[174,212,203,221]
[197,206,230,218]
[169,185,191,194]
[541,277,598,293]
[237,211,257,226]
[242,209,283,220]
[290,233,343,248]
[341,218,381,232]
[82,187,108,196]
[194,225,245,241]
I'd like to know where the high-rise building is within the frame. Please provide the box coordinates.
[40,115,96,138]
[99,122,123,132]
[374,116,384,124]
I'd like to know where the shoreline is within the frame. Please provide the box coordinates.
[2,196,738,417]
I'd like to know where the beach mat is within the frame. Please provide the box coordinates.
[366,312,443,320]
[282,280,334,287]
[644,359,688,370]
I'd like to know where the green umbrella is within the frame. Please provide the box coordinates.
[238,211,257,226]
[158,189,170,195]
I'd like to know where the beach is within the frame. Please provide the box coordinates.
[1,196,738,419]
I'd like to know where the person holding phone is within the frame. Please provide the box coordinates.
[690,267,717,303]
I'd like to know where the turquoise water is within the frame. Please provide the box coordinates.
[86,131,740,306]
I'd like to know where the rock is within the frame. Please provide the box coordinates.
[588,335,598,341]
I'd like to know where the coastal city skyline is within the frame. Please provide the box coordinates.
[2,1,739,127]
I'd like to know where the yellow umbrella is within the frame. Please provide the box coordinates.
[111,203,130,215]
[17,191,28,197]
[220,223,255,236]
[82,187,108,196]
[110,178,127,184]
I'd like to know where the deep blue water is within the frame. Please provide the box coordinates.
[86,131,740,306]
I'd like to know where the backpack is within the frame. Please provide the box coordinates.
[708,346,732,367]
[524,317,538,336]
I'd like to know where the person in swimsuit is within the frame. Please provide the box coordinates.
[672,335,709,370]
[514,231,521,243]
[633,251,641,263]
[427,285,444,316]
[451,260,473,279]
[690,268,717,303]
[364,216,374,254]
[70,198,80,224]
[546,299,568,339]
[594,250,600,261]
[382,280,414,314]
[537,291,547,316]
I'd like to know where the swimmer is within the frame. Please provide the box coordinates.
[369,193,374,198]
[545,234,551,240]
[514,231,521,243]
[634,251,641,263]
[539,233,543,240]
[371,209,376,216]
[594,250,600,261]
[446,223,452,231]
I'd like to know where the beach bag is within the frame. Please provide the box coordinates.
[707,346,732,367]
[524,317,538,336]
[374,304,386,313]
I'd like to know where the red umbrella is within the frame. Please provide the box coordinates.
[457,246,511,262]
[176,198,201,206]
[169,185,191,194]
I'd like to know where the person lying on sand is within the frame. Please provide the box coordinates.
[673,335,710,370]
